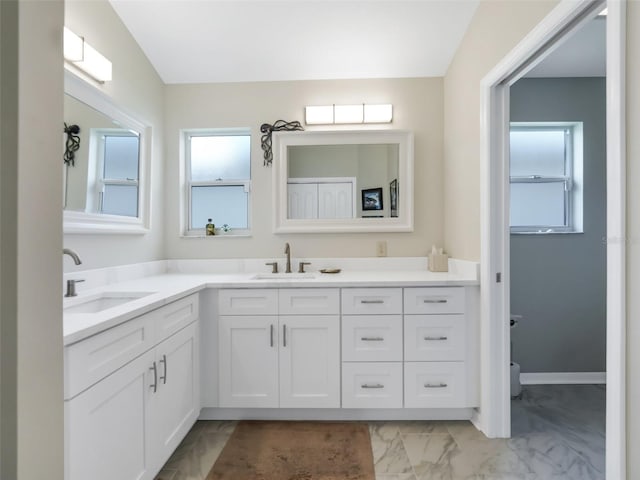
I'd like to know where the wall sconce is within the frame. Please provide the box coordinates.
[63,27,112,83]
[305,104,393,125]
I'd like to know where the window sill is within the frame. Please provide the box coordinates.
[181,232,252,239]
[510,230,583,236]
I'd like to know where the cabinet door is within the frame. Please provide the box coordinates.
[149,322,199,468]
[287,183,318,219]
[65,350,155,480]
[219,315,279,407]
[318,182,354,219]
[279,315,340,408]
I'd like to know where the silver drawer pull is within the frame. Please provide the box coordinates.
[424,383,448,388]
[361,299,384,304]
[270,324,274,347]
[149,362,157,393]
[423,299,447,304]
[424,336,448,341]
[361,383,385,389]
[361,336,384,342]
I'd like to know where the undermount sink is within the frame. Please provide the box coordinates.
[64,291,155,314]
[252,272,316,280]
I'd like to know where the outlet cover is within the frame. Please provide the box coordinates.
[376,240,387,257]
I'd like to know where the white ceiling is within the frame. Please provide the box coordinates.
[526,17,606,78]
[109,0,481,84]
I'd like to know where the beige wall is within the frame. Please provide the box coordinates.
[63,0,165,272]
[164,78,444,259]
[1,1,64,478]
[443,0,559,260]
[627,2,639,477]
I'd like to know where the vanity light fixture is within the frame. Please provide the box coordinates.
[305,104,393,125]
[63,27,112,83]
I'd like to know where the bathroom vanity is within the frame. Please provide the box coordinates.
[62,258,479,480]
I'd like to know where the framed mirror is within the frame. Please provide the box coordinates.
[63,71,151,234]
[272,130,413,233]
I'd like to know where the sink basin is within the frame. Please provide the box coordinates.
[251,273,316,280]
[64,292,154,314]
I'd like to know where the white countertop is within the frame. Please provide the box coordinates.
[63,260,479,346]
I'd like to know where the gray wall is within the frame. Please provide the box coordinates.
[510,77,606,373]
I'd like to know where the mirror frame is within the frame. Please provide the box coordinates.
[272,129,414,233]
[64,70,151,234]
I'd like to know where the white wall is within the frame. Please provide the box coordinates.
[509,77,606,373]
[63,0,165,272]
[443,0,560,260]
[164,78,444,259]
[0,1,64,478]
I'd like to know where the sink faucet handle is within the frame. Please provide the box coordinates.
[298,262,311,273]
[265,262,278,274]
[65,279,85,298]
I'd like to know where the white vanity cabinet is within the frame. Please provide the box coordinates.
[341,288,404,409]
[64,294,199,480]
[218,288,340,408]
[403,287,475,408]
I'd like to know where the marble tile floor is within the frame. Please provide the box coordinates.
[155,384,605,480]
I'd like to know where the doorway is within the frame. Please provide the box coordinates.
[479,0,625,478]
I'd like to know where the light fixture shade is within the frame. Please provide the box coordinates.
[334,104,364,124]
[63,26,112,83]
[364,104,393,123]
[75,42,112,82]
[305,105,334,125]
[63,27,84,62]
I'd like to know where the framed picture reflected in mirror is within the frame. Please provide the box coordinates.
[362,187,383,211]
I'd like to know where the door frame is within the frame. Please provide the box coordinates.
[478,1,626,478]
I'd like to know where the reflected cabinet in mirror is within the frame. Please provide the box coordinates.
[273,130,413,233]
[63,71,151,234]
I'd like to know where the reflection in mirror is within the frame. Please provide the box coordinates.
[64,71,150,234]
[287,144,399,219]
[273,130,413,233]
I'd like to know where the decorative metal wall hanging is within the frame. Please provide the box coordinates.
[260,120,304,166]
[64,123,81,167]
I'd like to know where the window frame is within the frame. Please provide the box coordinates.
[183,128,252,236]
[509,122,582,234]
[95,129,141,217]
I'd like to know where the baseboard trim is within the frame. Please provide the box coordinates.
[520,372,606,385]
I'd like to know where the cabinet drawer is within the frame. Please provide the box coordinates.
[342,315,402,362]
[341,288,402,315]
[404,362,467,408]
[404,314,466,361]
[152,294,199,343]
[404,287,465,314]
[218,289,278,315]
[342,362,403,408]
[279,288,339,315]
[65,314,154,400]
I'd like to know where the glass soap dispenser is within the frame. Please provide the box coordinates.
[206,218,215,236]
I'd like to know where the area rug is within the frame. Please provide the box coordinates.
[205,420,375,480]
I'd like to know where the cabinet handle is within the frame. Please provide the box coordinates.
[424,336,448,341]
[361,383,385,389]
[270,324,274,347]
[361,336,384,342]
[159,354,167,384]
[424,382,448,388]
[149,362,157,393]
[360,299,384,304]
[283,324,287,347]
[423,299,447,304]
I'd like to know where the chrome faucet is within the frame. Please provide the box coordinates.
[63,248,82,265]
[284,242,292,273]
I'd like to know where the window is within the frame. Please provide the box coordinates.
[92,129,140,218]
[509,123,583,233]
[185,130,251,234]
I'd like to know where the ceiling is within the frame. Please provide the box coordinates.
[109,0,481,84]
[526,17,606,78]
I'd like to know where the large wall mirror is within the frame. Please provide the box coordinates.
[63,71,151,234]
[273,130,413,233]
